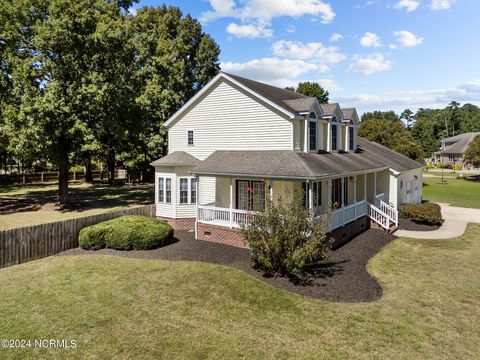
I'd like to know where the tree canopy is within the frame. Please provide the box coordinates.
[286,82,329,103]
[359,111,424,162]
[0,0,220,203]
[464,135,480,168]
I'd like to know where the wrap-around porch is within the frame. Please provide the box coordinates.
[196,169,395,232]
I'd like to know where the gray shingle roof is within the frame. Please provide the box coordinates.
[223,72,307,115]
[442,132,480,154]
[342,108,356,120]
[283,97,316,113]
[320,103,340,117]
[191,138,424,178]
[150,151,200,167]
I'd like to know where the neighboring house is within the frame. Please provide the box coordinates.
[151,72,424,248]
[439,132,480,169]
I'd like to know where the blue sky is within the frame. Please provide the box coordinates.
[133,0,480,114]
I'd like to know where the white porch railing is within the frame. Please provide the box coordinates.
[329,200,368,232]
[378,200,398,227]
[198,205,256,228]
[368,203,390,230]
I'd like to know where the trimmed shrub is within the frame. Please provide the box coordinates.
[452,164,462,171]
[399,203,443,225]
[240,191,333,278]
[79,216,173,251]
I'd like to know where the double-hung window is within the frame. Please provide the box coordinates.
[180,178,189,204]
[448,154,455,162]
[331,122,338,151]
[309,121,317,151]
[158,177,172,204]
[179,177,196,204]
[349,126,354,150]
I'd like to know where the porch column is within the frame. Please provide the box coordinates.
[229,177,233,228]
[308,180,313,210]
[345,126,349,152]
[374,172,377,201]
[195,175,199,239]
[327,121,332,151]
[269,179,273,201]
[304,118,308,151]
[341,177,345,226]
[353,175,357,219]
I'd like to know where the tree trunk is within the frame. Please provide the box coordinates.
[58,157,69,205]
[85,159,93,183]
[107,151,115,184]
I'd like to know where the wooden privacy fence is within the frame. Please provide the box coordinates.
[0,170,127,185]
[0,204,155,269]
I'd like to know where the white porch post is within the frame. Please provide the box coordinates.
[229,177,233,228]
[374,172,377,202]
[195,175,199,239]
[345,126,349,152]
[353,175,357,219]
[341,177,345,226]
[327,121,332,151]
[304,118,308,152]
[269,179,273,201]
[308,180,313,211]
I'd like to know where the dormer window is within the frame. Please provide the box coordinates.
[331,117,337,151]
[349,126,354,150]
[309,112,317,151]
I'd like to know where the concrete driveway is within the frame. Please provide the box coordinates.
[396,203,480,239]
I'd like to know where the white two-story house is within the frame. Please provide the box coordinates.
[151,72,424,248]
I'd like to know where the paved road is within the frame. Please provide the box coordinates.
[396,203,480,239]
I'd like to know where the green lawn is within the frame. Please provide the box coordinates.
[423,177,480,208]
[1,225,479,359]
[0,182,154,230]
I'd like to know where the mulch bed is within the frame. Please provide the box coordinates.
[60,229,396,303]
[398,218,441,231]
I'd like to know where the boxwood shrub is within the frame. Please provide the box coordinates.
[79,216,173,251]
[399,203,443,225]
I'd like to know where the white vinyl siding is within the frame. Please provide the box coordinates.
[199,176,216,205]
[169,80,294,160]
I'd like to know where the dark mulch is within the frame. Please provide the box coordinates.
[398,218,441,231]
[60,229,396,303]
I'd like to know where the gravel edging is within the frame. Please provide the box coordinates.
[59,228,396,303]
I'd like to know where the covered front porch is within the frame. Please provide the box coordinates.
[196,169,393,232]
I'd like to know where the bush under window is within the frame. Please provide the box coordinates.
[79,216,173,251]
[240,191,333,278]
[399,203,443,225]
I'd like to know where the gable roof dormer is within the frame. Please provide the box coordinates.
[320,103,343,122]
[341,108,360,125]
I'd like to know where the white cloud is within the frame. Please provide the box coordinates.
[330,33,343,42]
[226,22,273,38]
[430,0,456,10]
[201,0,336,24]
[272,40,347,64]
[360,32,382,48]
[394,30,424,47]
[337,79,480,114]
[286,24,296,33]
[220,57,329,85]
[128,7,137,15]
[394,0,420,12]
[347,53,393,75]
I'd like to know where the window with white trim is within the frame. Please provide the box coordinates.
[179,177,196,204]
[309,120,317,151]
[187,130,194,146]
[331,121,338,151]
[349,126,354,150]
[158,177,172,204]
[448,154,455,162]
